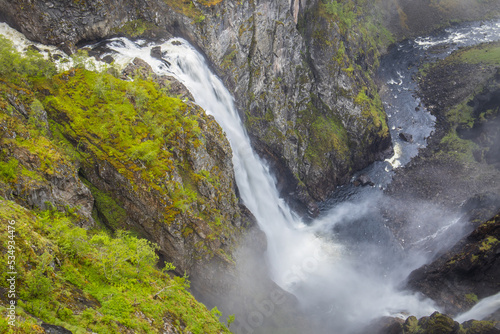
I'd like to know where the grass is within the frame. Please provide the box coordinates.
[447,41,500,66]
[0,33,237,332]
[0,200,231,334]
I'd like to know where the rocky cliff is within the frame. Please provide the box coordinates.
[0,0,395,215]
[408,211,500,316]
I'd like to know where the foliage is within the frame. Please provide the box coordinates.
[297,96,349,169]
[0,199,231,333]
[0,29,236,333]
[0,158,18,182]
[0,36,57,81]
[114,20,157,37]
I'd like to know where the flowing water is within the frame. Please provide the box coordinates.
[2,18,500,333]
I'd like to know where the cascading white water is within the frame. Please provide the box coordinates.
[456,292,500,323]
[101,37,439,332]
[103,37,331,287]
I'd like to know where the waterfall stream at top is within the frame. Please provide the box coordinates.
[86,19,500,333]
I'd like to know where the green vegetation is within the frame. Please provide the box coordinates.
[0,37,57,82]
[114,20,158,37]
[298,98,349,169]
[424,42,500,163]
[355,87,389,136]
[320,0,395,56]
[401,312,499,334]
[453,43,500,66]
[465,293,479,304]
[0,34,235,332]
[479,236,499,252]
[0,200,231,333]
[311,0,391,160]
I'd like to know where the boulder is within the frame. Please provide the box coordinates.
[354,174,375,187]
[399,132,414,143]
[150,45,162,59]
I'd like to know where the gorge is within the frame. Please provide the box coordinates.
[1,1,500,334]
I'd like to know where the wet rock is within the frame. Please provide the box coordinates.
[150,46,162,59]
[354,174,375,187]
[27,44,41,53]
[460,192,500,228]
[52,54,63,61]
[368,316,404,334]
[399,132,414,143]
[101,55,114,64]
[41,323,73,334]
[407,210,500,315]
[121,58,193,101]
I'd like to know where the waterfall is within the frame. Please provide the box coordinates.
[455,292,500,323]
[102,37,321,286]
[101,37,438,332]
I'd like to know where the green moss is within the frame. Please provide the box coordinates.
[162,0,203,20]
[113,19,157,37]
[479,236,499,252]
[465,293,479,304]
[297,96,349,169]
[354,87,389,136]
[0,199,231,333]
[438,131,478,163]
[81,177,127,231]
[424,312,456,333]
[221,45,237,69]
[0,158,18,182]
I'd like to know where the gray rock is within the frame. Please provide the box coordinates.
[150,45,162,59]
[399,132,414,143]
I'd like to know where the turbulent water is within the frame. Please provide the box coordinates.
[2,18,500,333]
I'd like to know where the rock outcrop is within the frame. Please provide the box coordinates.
[407,211,500,316]
[369,312,500,334]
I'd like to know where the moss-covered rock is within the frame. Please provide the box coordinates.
[371,312,500,334]
[407,211,500,315]
[0,33,246,333]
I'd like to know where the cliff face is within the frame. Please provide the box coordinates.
[0,35,246,332]
[0,0,393,214]
[0,33,257,327]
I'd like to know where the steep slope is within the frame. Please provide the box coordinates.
[379,0,500,40]
[0,35,245,332]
